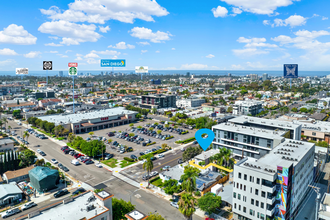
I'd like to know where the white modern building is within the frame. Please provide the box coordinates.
[232,140,315,220]
[233,101,263,116]
[319,193,330,220]
[176,98,205,108]
[318,98,330,109]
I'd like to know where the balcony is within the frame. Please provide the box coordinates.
[266,207,275,216]
[266,196,275,204]
[220,138,272,151]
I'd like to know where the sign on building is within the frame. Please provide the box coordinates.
[43,61,53,70]
[284,64,298,78]
[135,66,148,74]
[68,62,78,67]
[16,68,28,75]
[101,59,126,67]
[68,66,78,76]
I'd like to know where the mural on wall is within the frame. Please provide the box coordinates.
[274,166,289,220]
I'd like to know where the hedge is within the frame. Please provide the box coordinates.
[175,137,195,144]
[181,131,188,134]
[146,142,156,146]
[124,157,135,162]
[165,136,174,140]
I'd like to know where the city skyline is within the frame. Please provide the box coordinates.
[0,0,329,71]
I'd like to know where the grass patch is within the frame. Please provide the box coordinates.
[175,137,195,144]
[102,158,118,168]
[150,177,163,187]
[57,137,66,141]
[119,160,135,168]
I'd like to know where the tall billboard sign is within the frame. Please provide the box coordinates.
[135,66,148,74]
[100,59,126,67]
[16,68,28,75]
[284,64,298,78]
[43,61,53,70]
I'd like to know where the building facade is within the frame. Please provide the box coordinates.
[233,101,263,116]
[176,98,205,108]
[140,94,176,109]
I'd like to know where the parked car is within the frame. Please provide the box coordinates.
[62,166,69,172]
[58,163,64,169]
[72,188,86,196]
[54,189,69,198]
[2,208,21,218]
[85,160,94,165]
[157,154,164,158]
[21,202,37,211]
[178,159,183,164]
[39,151,46,156]
[150,171,158,176]
[95,162,102,168]
[170,202,179,209]
[162,165,171,170]
[139,152,145,156]
[130,155,137,160]
[71,159,80,166]
[51,159,58,164]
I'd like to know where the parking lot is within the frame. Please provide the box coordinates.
[76,120,196,159]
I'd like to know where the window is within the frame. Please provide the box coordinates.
[312,132,316,136]
[237,183,239,188]
[250,176,253,182]
[257,212,260,218]
[250,187,252,193]
[261,191,266,198]
[238,194,241,200]
[257,178,260,184]
[243,207,246,213]
[251,199,254,205]
[234,203,236,209]
[261,214,265,220]
[250,209,254,216]
[243,196,246,202]
[240,184,242,190]
[244,174,247,180]
[256,200,259,207]
[233,192,236,198]
[244,185,246,191]
[238,173,242,179]
[239,205,241,211]
[255,189,259,195]
[261,202,264,208]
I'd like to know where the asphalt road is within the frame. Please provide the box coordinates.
[4,118,203,220]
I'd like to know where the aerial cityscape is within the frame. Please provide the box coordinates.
[0,0,329,220]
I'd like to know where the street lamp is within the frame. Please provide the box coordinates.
[129,189,140,203]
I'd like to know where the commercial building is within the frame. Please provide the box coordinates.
[149,79,161,85]
[58,71,63,77]
[18,190,113,220]
[0,84,23,95]
[250,74,258,81]
[140,94,176,109]
[262,73,268,81]
[36,107,137,134]
[233,101,263,116]
[176,98,205,108]
[232,140,314,220]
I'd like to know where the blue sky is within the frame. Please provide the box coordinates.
[0,0,330,71]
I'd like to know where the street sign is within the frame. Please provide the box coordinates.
[135,66,148,73]
[68,62,78,67]
[16,68,28,75]
[284,64,298,78]
[68,66,78,75]
[101,59,125,67]
[43,61,52,70]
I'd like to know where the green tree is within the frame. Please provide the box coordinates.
[2,117,8,130]
[129,133,135,137]
[68,133,75,143]
[146,213,166,220]
[18,149,36,167]
[143,157,154,188]
[291,107,298,112]
[178,193,197,220]
[198,192,222,214]
[112,198,135,220]
[152,108,157,114]
[300,107,308,113]
[227,106,233,113]
[23,131,30,144]
[89,132,94,138]
[181,166,199,193]
[129,123,134,127]
[157,130,162,135]
[163,179,180,195]
[182,146,203,162]
[12,110,21,118]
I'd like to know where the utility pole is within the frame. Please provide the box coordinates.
[308,184,320,220]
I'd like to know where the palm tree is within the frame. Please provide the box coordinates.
[89,131,94,138]
[2,117,8,130]
[142,157,154,188]
[178,193,196,220]
[7,126,11,133]
[23,131,29,144]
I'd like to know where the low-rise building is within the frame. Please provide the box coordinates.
[176,98,205,108]
[4,102,37,111]
[3,166,34,183]
[0,138,15,152]
[233,100,263,116]
[0,184,24,206]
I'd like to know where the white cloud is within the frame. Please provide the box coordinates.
[40,0,169,24]
[232,7,242,15]
[180,63,208,70]
[233,48,269,56]
[263,20,270,25]
[273,15,307,27]
[0,48,18,56]
[137,41,150,46]
[65,50,72,53]
[38,20,101,45]
[48,36,58,40]
[246,61,266,69]
[91,50,120,55]
[322,17,328,20]
[45,42,63,46]
[141,50,148,53]
[49,51,58,53]
[206,54,215,58]
[76,53,83,57]
[130,27,172,43]
[99,26,110,33]
[75,56,83,61]
[84,52,100,58]
[56,54,68,58]
[171,48,175,50]
[231,64,244,70]
[233,37,277,56]
[237,37,266,43]
[24,51,41,58]
[108,41,135,49]
[0,59,16,66]
[212,6,228,18]
[155,50,160,53]
[219,0,299,15]
[86,58,99,64]
[0,24,37,45]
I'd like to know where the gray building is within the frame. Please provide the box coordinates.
[233,100,263,116]
[0,184,23,206]
[176,98,205,108]
[232,140,314,220]
[140,94,176,109]
[262,73,268,81]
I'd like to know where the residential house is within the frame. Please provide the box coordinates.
[3,166,34,183]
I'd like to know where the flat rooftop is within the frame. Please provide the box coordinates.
[37,107,136,125]
[31,191,108,220]
[295,121,330,133]
[229,116,301,130]
[213,122,286,140]
[237,139,314,173]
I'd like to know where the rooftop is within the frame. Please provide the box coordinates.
[195,149,219,161]
[213,122,286,140]
[0,138,14,145]
[319,193,330,219]
[30,191,108,220]
[125,210,147,220]
[4,166,34,180]
[229,116,301,130]
[37,107,136,125]
[295,121,330,133]
[0,184,23,200]
[236,139,315,173]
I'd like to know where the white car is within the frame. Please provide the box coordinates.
[51,159,58,164]
[150,171,158,176]
[162,165,171,170]
[21,202,37,211]
[71,159,80,166]
[157,154,164,158]
[95,162,102,168]
[2,208,21,218]
[170,202,179,209]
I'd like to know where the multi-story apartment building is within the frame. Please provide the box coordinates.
[232,140,315,220]
[233,101,263,116]
[212,116,302,159]
[140,94,176,109]
[176,98,205,108]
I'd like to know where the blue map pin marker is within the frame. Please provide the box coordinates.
[195,128,215,151]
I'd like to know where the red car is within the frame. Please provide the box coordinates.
[82,158,90,163]
[61,146,68,151]
[74,154,83,159]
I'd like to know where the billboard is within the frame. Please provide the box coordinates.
[43,61,53,70]
[101,59,125,67]
[68,62,78,67]
[68,66,78,76]
[135,66,148,73]
[16,68,28,75]
[284,64,298,78]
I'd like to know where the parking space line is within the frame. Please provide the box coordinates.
[84,177,96,182]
